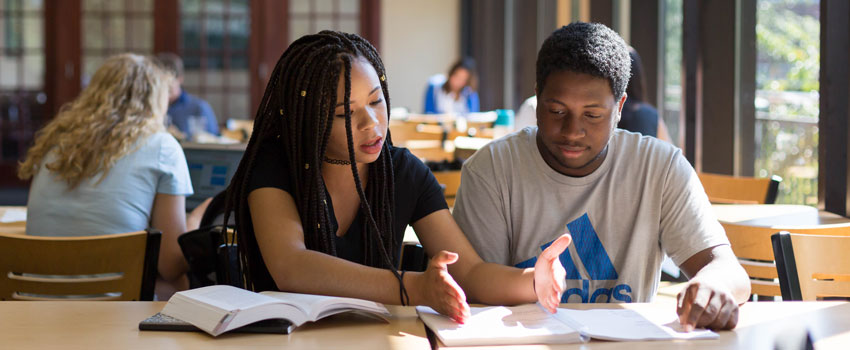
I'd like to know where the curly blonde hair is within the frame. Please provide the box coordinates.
[18,53,173,189]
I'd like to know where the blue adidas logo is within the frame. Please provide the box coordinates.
[515,213,633,303]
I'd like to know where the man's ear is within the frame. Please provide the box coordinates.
[615,92,627,124]
[534,84,540,124]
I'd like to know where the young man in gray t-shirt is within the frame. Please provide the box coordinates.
[453,22,750,331]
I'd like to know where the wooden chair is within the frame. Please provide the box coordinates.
[389,120,445,144]
[698,172,782,204]
[722,222,850,299]
[453,136,492,161]
[408,146,454,162]
[390,121,453,161]
[772,232,850,301]
[433,170,462,208]
[224,118,254,142]
[0,229,161,301]
[0,220,26,235]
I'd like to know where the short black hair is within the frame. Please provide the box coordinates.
[536,22,630,98]
[155,52,183,78]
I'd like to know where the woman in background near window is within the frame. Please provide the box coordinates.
[424,57,481,115]
[19,53,202,300]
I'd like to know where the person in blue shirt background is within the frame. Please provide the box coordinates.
[424,57,480,114]
[157,53,220,140]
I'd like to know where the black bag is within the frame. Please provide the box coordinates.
[178,189,242,288]
[178,225,241,288]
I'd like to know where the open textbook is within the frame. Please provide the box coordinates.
[159,285,390,336]
[417,303,718,346]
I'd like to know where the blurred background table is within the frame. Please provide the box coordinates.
[0,206,26,234]
[712,204,850,227]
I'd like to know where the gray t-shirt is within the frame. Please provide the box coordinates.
[27,132,193,237]
[453,127,728,303]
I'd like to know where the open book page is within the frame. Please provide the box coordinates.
[261,291,390,321]
[161,286,292,336]
[554,308,718,341]
[417,304,583,347]
[179,285,280,312]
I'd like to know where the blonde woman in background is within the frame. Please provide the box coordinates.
[19,53,199,299]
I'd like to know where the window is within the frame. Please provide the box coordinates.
[0,0,45,169]
[180,0,251,122]
[755,0,819,205]
[661,0,682,147]
[288,0,360,44]
[81,0,154,85]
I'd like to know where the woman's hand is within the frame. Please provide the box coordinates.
[412,250,471,323]
[533,234,572,313]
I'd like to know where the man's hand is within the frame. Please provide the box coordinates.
[676,278,740,331]
[676,245,749,331]
[533,234,572,313]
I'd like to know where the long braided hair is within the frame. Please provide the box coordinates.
[224,31,402,294]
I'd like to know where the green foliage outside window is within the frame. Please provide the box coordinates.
[755,0,819,205]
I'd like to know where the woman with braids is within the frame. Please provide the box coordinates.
[20,53,202,299]
[226,31,572,322]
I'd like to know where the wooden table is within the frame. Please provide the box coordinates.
[712,204,850,227]
[0,206,26,235]
[2,300,848,349]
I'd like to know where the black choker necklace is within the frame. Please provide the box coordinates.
[323,157,351,165]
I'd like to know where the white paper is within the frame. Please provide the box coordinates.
[180,285,279,311]
[0,209,26,223]
[554,308,718,341]
[417,304,582,346]
[262,291,388,320]
[418,304,718,346]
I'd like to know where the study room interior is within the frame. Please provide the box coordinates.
[1,0,849,349]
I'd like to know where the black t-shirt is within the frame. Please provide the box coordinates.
[246,137,448,265]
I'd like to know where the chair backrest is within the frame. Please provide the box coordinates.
[772,232,850,301]
[432,170,462,208]
[390,120,445,144]
[389,120,454,161]
[0,220,26,235]
[722,222,850,298]
[0,229,160,301]
[698,172,781,204]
